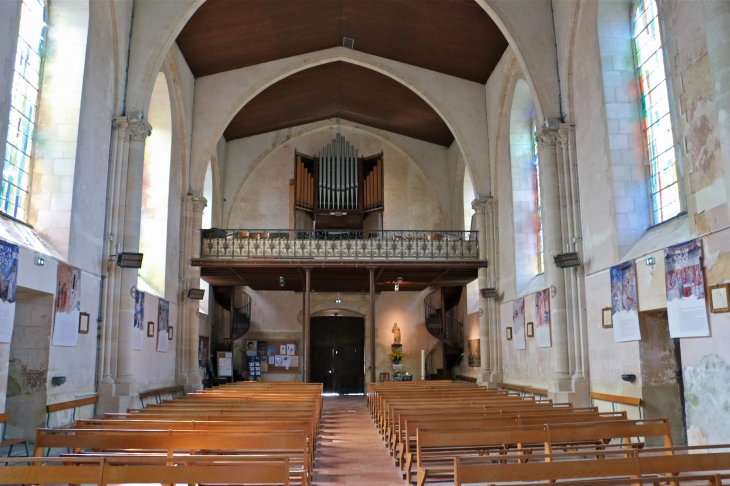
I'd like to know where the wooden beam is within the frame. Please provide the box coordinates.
[229,268,248,286]
[427,268,451,287]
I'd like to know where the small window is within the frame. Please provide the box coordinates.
[634,0,680,224]
[2,0,46,221]
[533,123,544,274]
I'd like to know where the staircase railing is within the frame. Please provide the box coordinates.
[231,292,252,339]
[424,291,463,347]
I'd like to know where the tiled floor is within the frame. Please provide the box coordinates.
[312,395,407,485]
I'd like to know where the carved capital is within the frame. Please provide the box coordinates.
[536,128,558,148]
[128,119,152,141]
[113,116,129,136]
[558,125,571,147]
[192,197,208,213]
[471,196,487,214]
[485,197,497,214]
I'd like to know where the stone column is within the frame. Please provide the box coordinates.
[473,198,492,384]
[485,198,502,384]
[536,128,572,400]
[304,268,311,383]
[704,0,730,207]
[184,197,206,390]
[115,118,151,395]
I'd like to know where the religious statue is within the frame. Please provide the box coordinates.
[392,323,401,345]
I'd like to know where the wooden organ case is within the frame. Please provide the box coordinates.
[294,134,383,231]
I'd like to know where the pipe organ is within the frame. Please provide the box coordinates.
[294,134,383,230]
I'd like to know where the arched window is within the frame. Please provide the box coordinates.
[634,0,680,224]
[2,0,46,221]
[138,72,172,297]
[532,123,544,274]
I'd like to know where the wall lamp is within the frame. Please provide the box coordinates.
[115,252,144,268]
[187,288,206,300]
[554,252,581,268]
[279,276,285,287]
[395,277,403,292]
[480,288,498,299]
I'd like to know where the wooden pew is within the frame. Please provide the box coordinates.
[0,455,291,485]
[45,395,97,427]
[413,418,674,486]
[0,412,29,461]
[453,445,730,485]
[34,428,311,485]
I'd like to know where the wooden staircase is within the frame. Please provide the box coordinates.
[211,286,252,353]
[424,287,464,377]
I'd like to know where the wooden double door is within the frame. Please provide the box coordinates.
[310,316,365,394]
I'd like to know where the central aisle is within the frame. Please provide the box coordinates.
[312,395,406,485]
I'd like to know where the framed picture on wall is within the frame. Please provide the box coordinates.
[147,322,155,337]
[78,312,90,334]
[526,322,534,338]
[506,327,513,341]
[602,307,613,328]
[709,283,730,313]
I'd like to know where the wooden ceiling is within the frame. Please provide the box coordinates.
[194,259,484,292]
[176,0,508,83]
[223,62,454,146]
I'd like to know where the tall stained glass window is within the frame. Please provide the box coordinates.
[533,123,544,274]
[2,0,46,221]
[634,0,680,224]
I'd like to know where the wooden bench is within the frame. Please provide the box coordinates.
[45,395,98,427]
[0,413,29,463]
[138,384,185,407]
[34,427,311,485]
[414,418,673,486]
[591,391,643,418]
[454,444,730,485]
[0,455,290,485]
[455,375,477,383]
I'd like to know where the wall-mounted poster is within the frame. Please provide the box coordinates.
[52,262,81,347]
[665,239,710,338]
[257,341,268,359]
[245,340,257,357]
[512,298,526,350]
[535,289,552,348]
[468,338,480,367]
[133,291,145,350]
[156,299,169,352]
[0,241,18,343]
[610,261,641,342]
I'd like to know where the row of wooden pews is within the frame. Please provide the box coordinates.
[15,382,322,486]
[367,380,730,485]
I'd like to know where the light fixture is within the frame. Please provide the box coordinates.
[279,276,285,287]
[115,252,144,268]
[395,277,403,292]
[553,252,581,268]
[187,288,206,300]
[480,288,498,299]
[646,256,655,266]
[335,292,342,304]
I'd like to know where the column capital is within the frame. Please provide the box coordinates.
[536,127,558,148]
[113,116,129,132]
[557,124,571,146]
[471,196,487,214]
[128,119,152,141]
[192,197,207,214]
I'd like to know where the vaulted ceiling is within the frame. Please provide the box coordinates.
[176,0,509,144]
[223,62,454,146]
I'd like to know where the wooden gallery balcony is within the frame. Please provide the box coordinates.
[193,229,487,292]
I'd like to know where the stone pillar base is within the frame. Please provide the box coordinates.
[97,382,139,413]
[571,377,591,408]
[478,370,500,388]
[548,375,576,404]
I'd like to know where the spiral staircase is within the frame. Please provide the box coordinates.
[424,287,464,379]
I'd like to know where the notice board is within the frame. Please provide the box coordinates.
[259,339,301,374]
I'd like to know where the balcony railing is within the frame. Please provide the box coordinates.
[200,229,479,260]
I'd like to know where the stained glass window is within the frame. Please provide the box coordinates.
[634,0,680,224]
[2,0,46,221]
[533,123,544,274]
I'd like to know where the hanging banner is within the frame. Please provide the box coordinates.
[665,239,710,338]
[0,241,19,343]
[535,289,552,348]
[51,262,81,347]
[156,299,169,352]
[512,298,526,350]
[610,261,641,342]
[133,291,145,350]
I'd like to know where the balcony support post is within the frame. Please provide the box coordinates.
[304,267,311,383]
[369,267,376,383]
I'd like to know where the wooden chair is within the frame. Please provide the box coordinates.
[0,413,29,464]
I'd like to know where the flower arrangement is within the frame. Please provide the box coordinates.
[389,349,403,363]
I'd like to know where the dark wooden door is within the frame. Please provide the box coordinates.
[310,316,365,394]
